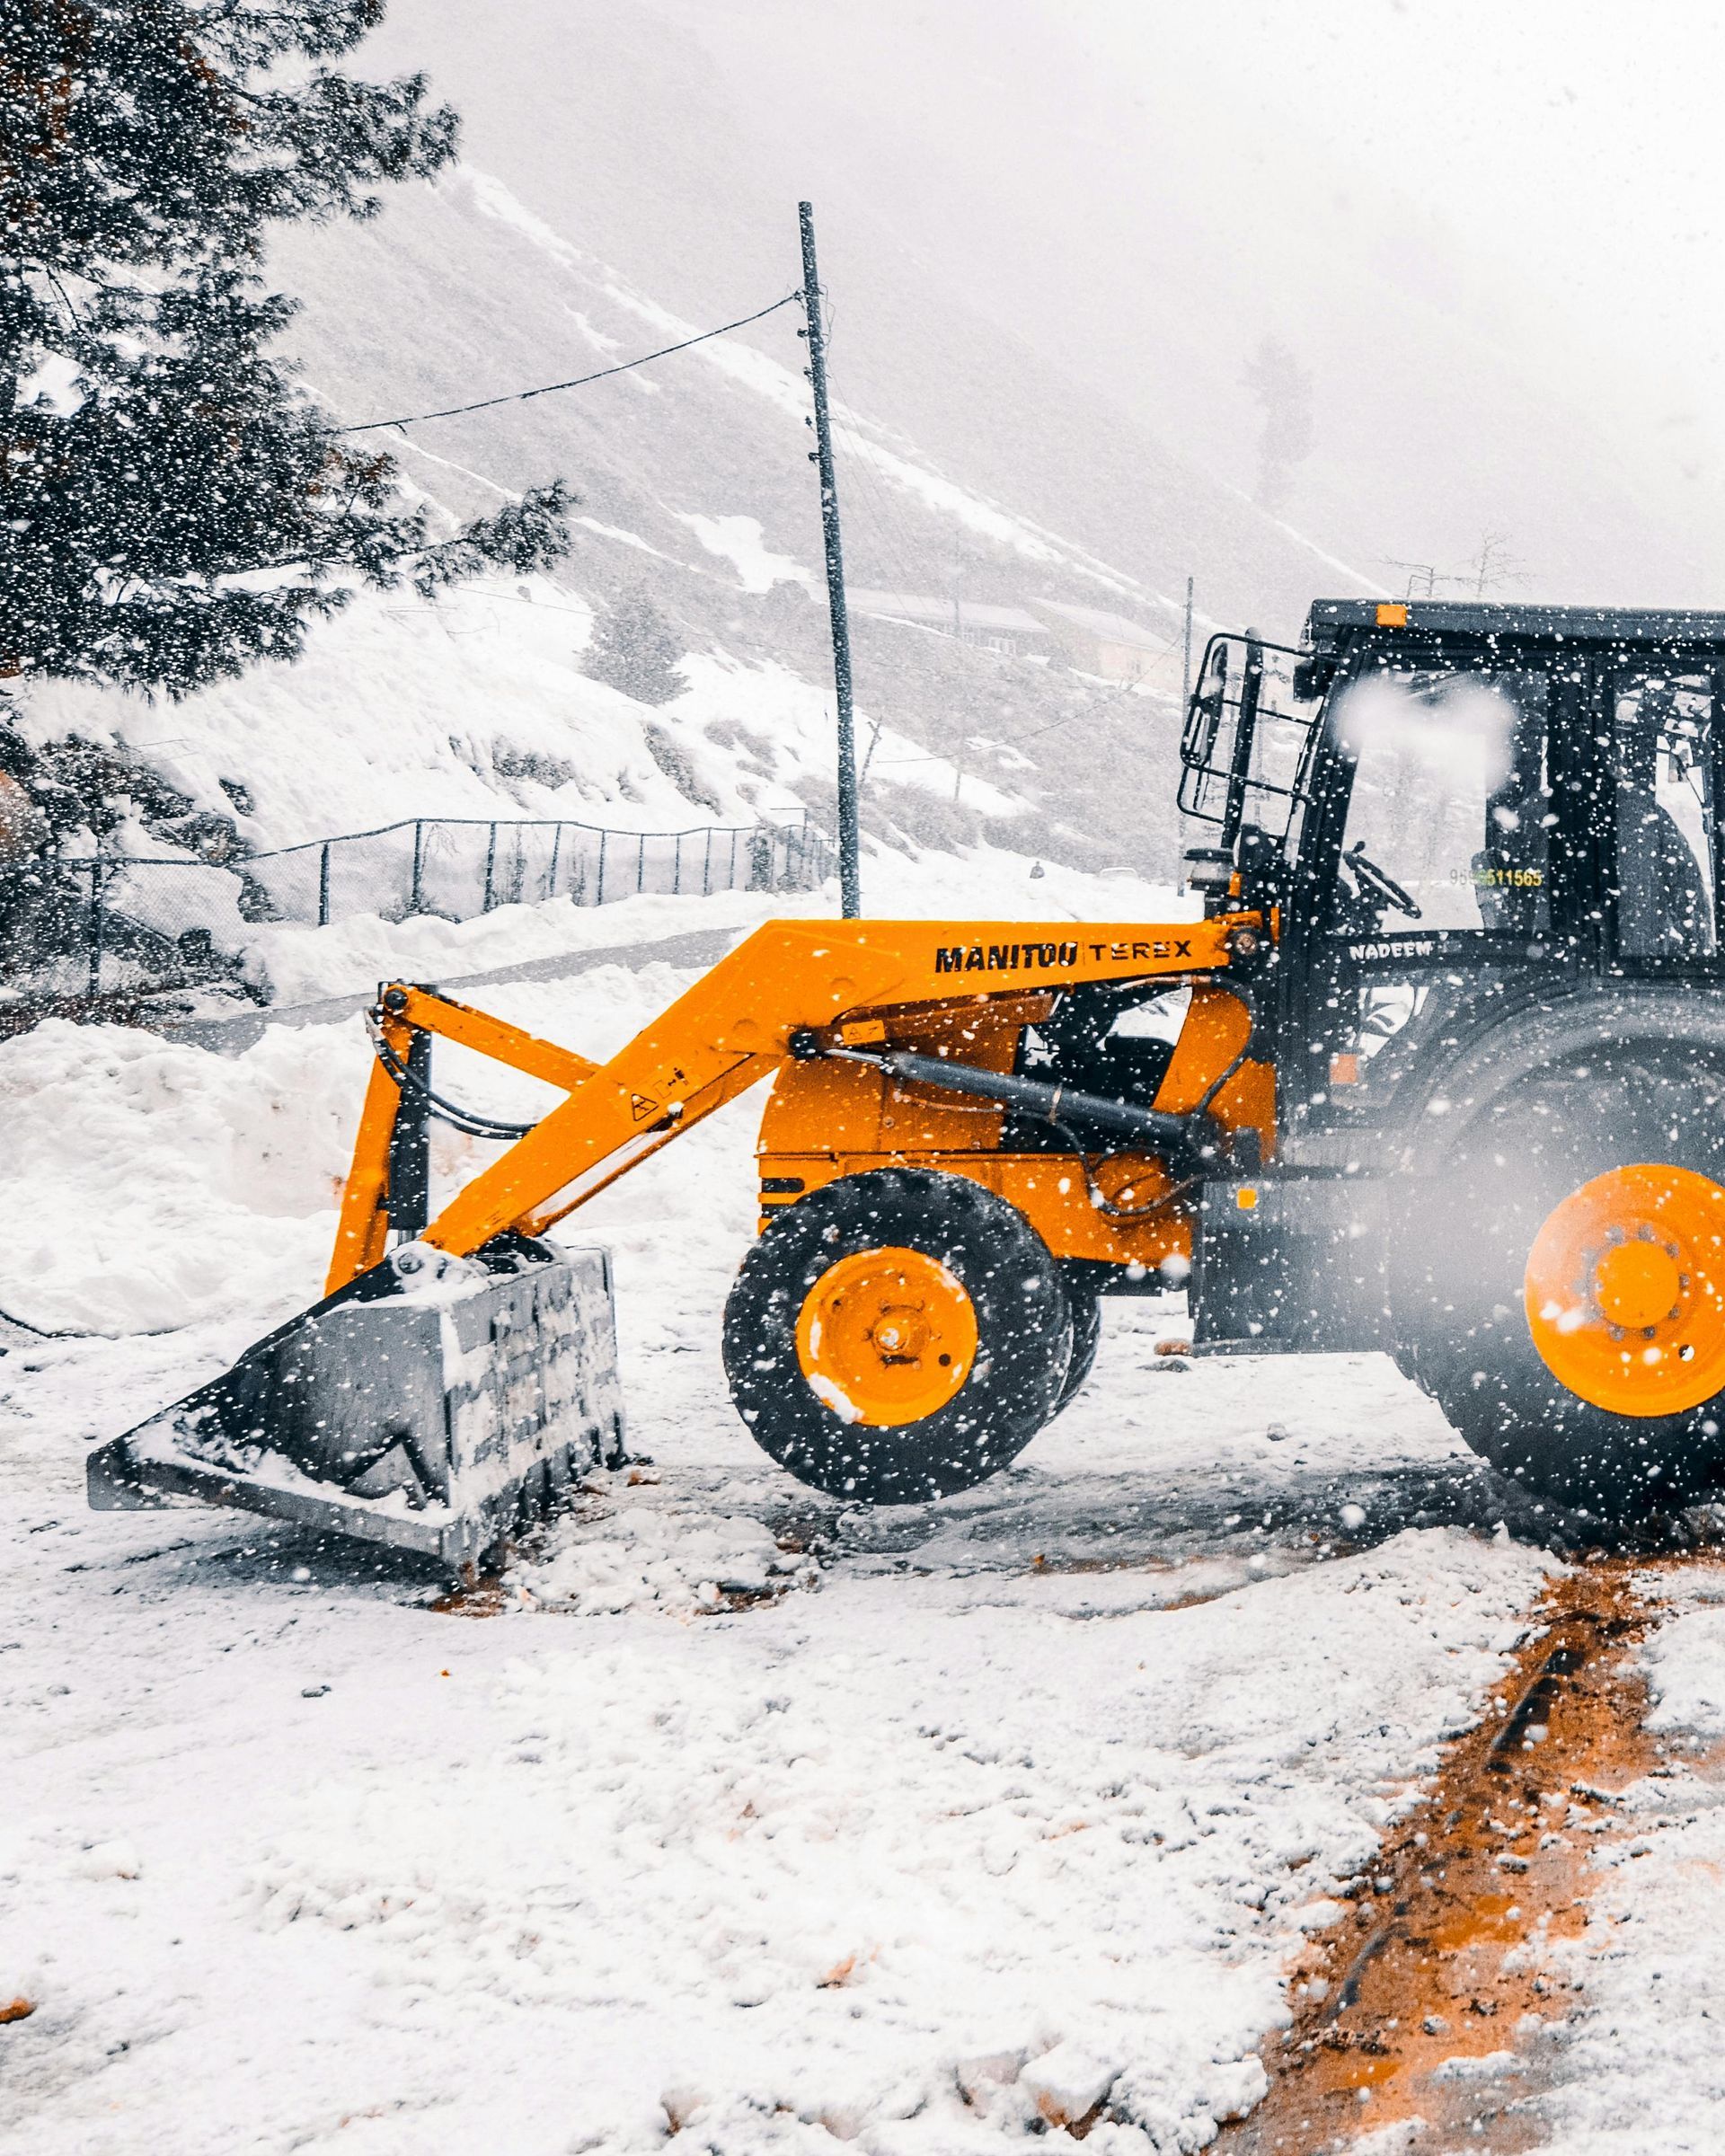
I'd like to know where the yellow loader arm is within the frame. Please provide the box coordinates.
[328,912,1261,1291]
[98,906,1268,1568]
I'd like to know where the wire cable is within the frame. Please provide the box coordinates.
[341,292,806,433]
[1030,1109,1201,1224]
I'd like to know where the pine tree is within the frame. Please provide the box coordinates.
[1242,335,1315,515]
[583,589,686,707]
[0,0,573,699]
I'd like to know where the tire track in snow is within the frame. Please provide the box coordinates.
[1222,1554,1723,2154]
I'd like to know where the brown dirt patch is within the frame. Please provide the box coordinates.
[1221,1554,1712,2154]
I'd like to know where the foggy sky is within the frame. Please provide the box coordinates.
[657,0,1723,604]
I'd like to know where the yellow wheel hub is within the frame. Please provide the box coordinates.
[794,1246,978,1427]
[1524,1163,1725,1417]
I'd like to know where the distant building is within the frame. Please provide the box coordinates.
[849,587,1176,689]
[1027,600,1174,687]
[850,589,1052,659]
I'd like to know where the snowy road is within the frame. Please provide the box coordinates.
[4,961,1725,2152]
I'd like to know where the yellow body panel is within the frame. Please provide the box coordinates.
[751,978,1269,1268]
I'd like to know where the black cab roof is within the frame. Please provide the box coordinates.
[1305,599,1725,653]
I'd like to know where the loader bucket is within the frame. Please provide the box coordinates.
[87,1237,625,1577]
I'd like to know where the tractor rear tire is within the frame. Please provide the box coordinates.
[722,1168,1074,1505]
[1051,1286,1103,1415]
[1402,1054,1725,1517]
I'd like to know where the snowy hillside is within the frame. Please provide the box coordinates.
[8,3,1412,898]
[13,0,1716,923]
[24,573,834,854]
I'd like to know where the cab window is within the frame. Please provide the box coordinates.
[1330,664,1552,935]
[1612,668,1719,960]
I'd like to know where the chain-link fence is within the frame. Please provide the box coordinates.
[245,810,828,927]
[0,855,230,1006]
[0,810,832,1012]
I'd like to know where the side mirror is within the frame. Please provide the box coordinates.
[1186,643,1231,760]
[1291,655,1336,702]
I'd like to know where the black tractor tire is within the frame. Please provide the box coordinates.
[1050,1285,1104,1415]
[721,1168,1074,1504]
[1400,1051,1725,1516]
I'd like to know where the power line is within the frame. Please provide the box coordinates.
[341,292,806,434]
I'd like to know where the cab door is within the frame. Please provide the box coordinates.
[1606,662,1725,974]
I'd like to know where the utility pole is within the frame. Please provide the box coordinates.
[798,202,861,918]
[1181,575,1195,713]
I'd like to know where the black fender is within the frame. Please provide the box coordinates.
[1379,982,1725,1171]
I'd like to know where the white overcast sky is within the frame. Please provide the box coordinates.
[668,0,1725,590]
[1099,0,1723,482]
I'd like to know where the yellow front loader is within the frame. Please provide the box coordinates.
[90,909,1270,1567]
[93,596,1725,1560]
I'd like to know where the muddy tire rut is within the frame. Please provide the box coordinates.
[1223,1554,1713,2155]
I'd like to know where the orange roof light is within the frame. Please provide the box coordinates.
[1376,602,1409,628]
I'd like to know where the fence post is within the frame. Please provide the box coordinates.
[673,833,682,897]
[703,826,713,897]
[410,821,425,915]
[482,822,498,913]
[730,827,740,889]
[635,831,646,895]
[548,822,562,899]
[87,861,103,999]
[318,841,332,927]
[596,829,607,905]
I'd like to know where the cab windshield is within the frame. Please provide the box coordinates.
[1330,661,1552,935]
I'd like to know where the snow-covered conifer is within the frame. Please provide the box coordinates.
[0,0,573,698]
[583,589,686,707]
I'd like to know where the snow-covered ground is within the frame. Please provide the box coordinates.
[3,925,1721,2152]
[1534,1574,1725,2154]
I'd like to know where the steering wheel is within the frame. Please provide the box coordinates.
[1344,840,1422,921]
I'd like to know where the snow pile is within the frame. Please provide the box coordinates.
[0,1016,360,1335]
[241,882,772,1007]
[0,941,783,1348]
[1640,1572,1725,1739]
[513,1472,815,1616]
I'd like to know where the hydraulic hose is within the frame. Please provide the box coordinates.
[367,1014,536,1142]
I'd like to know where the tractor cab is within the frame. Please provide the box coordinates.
[1181,601,1725,1136]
